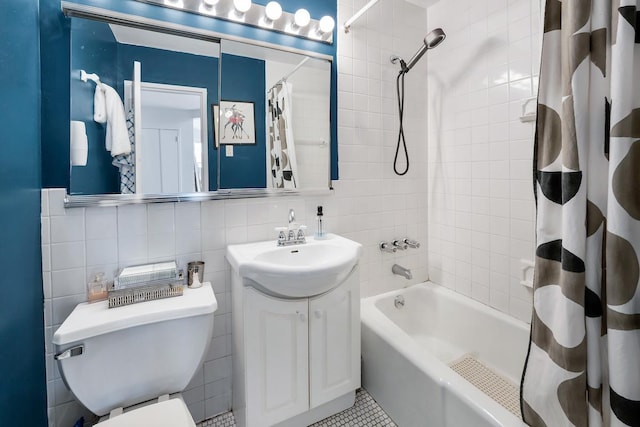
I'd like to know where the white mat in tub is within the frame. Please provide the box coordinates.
[448,354,522,418]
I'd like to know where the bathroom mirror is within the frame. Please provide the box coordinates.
[62,4,335,205]
[69,16,220,195]
[218,40,332,191]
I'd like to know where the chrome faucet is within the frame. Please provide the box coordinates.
[276,209,306,246]
[392,264,412,280]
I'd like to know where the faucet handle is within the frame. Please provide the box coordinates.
[380,242,397,253]
[403,238,421,249]
[275,227,287,245]
[392,239,408,250]
[297,225,307,240]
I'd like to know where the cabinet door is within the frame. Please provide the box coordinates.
[244,287,309,426]
[309,268,360,408]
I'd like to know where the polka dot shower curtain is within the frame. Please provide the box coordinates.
[521,0,640,426]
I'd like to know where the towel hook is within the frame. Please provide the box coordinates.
[80,70,101,85]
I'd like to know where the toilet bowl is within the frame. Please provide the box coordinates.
[53,283,217,426]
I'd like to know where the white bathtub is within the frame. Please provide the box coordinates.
[361,282,529,427]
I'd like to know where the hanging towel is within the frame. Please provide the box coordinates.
[94,82,131,156]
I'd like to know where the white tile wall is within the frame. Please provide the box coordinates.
[42,2,429,423]
[426,0,540,322]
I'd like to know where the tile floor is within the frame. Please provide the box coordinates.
[197,389,396,427]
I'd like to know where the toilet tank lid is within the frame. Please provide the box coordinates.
[53,282,217,346]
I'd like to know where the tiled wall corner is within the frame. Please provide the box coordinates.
[426,0,540,323]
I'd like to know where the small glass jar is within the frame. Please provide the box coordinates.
[87,272,108,303]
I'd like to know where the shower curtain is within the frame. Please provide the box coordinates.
[267,81,299,189]
[521,1,640,426]
[112,109,136,194]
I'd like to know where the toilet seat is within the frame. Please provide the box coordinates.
[97,398,196,427]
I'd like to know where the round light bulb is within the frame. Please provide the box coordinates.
[318,16,335,33]
[203,0,219,5]
[233,0,251,13]
[294,9,311,27]
[265,1,282,21]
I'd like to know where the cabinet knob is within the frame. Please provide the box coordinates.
[298,312,307,322]
[314,310,322,319]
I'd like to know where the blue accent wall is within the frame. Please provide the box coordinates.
[219,54,267,189]
[0,1,47,425]
[70,18,120,194]
[42,0,338,190]
[41,0,71,189]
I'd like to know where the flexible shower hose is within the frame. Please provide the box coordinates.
[394,70,409,176]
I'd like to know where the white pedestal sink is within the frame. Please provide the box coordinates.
[226,233,362,298]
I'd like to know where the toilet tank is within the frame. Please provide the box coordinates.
[53,283,217,416]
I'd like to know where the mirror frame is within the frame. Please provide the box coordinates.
[61,2,335,208]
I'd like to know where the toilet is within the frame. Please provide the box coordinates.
[53,283,217,426]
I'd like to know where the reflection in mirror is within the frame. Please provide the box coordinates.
[219,40,331,191]
[69,17,219,195]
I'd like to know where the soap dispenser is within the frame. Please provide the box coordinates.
[315,206,326,240]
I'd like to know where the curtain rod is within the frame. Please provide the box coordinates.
[269,57,310,91]
[343,0,380,33]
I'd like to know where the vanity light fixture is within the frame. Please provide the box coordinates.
[231,0,251,20]
[318,16,335,34]
[234,0,251,13]
[293,8,311,28]
[133,0,333,44]
[260,1,282,27]
[199,0,219,15]
[164,0,184,8]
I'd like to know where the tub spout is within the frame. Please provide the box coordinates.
[392,264,412,280]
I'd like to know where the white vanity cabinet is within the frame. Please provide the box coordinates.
[232,266,360,427]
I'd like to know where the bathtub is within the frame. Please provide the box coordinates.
[361,282,529,427]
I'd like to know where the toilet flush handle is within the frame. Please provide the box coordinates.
[55,345,84,360]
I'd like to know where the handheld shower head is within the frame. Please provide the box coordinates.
[400,28,446,73]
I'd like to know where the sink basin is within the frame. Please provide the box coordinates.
[226,234,362,298]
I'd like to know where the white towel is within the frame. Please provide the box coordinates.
[94,82,131,156]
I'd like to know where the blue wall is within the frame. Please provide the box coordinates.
[42,0,338,191]
[219,54,267,189]
[70,17,120,194]
[0,1,47,425]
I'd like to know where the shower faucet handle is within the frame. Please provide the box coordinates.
[392,240,408,251]
[380,242,397,254]
[403,238,421,249]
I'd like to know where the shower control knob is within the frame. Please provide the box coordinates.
[392,240,408,250]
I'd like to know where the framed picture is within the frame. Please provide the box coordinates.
[219,100,256,145]
[212,104,220,148]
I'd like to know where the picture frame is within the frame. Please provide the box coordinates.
[212,104,220,148]
[219,100,256,145]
